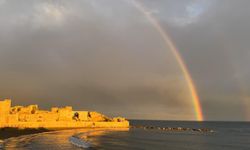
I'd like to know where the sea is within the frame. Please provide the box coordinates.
[2,120,250,150]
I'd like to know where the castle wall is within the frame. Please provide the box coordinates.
[89,111,110,122]
[7,114,18,123]
[0,99,129,129]
[18,113,59,122]
[73,111,89,121]
[0,99,11,124]
[58,106,73,121]
[18,105,38,114]
[2,121,129,128]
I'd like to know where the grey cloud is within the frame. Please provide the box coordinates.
[142,0,250,120]
[0,0,195,120]
[0,0,249,121]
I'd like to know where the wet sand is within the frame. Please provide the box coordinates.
[0,127,49,140]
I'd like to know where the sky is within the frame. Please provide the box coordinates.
[0,0,249,121]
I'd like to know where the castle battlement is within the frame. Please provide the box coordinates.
[0,99,129,129]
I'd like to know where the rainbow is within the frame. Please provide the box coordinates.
[132,0,204,121]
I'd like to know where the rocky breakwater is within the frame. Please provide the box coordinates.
[131,125,214,133]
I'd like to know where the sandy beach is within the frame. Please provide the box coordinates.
[0,128,49,140]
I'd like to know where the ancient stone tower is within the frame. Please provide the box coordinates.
[0,99,11,123]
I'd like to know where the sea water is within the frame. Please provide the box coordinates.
[3,120,250,150]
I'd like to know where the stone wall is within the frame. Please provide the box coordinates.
[0,99,11,123]
[58,106,73,121]
[0,99,129,128]
[88,111,111,122]
[73,111,88,121]
[3,121,130,128]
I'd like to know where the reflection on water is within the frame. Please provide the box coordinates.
[4,134,38,150]
[3,121,250,150]
[77,128,129,147]
[4,128,129,150]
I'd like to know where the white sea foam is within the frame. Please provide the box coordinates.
[69,130,106,148]
[69,136,91,148]
[0,140,3,149]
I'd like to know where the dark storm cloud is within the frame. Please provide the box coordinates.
[0,0,249,121]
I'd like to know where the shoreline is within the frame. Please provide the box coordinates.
[0,127,130,140]
[0,127,50,140]
[0,124,214,140]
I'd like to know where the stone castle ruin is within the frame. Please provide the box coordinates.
[0,99,129,128]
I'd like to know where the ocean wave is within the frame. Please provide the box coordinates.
[69,136,92,148]
[0,140,3,149]
[2,128,129,149]
[68,129,128,149]
[68,130,106,149]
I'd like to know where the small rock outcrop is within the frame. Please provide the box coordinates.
[131,125,214,133]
